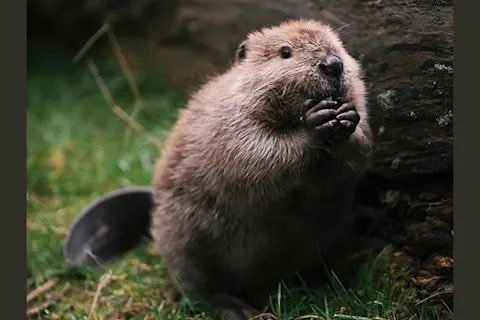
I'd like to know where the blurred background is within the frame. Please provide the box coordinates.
[27,1,453,319]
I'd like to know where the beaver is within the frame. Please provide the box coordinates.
[150,19,373,318]
[65,19,373,320]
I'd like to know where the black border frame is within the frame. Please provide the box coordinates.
[453,1,480,319]
[0,0,26,317]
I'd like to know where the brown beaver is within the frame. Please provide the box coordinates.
[64,19,373,320]
[150,19,373,319]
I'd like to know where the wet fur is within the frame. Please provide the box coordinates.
[151,20,373,317]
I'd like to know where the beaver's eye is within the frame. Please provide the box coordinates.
[279,46,292,59]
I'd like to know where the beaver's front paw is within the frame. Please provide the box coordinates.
[332,100,360,141]
[303,98,338,140]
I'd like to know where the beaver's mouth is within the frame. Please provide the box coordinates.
[310,88,344,102]
[308,78,343,101]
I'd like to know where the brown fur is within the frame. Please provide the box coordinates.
[150,19,373,318]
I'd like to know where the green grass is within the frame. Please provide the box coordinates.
[266,251,421,320]
[27,47,435,319]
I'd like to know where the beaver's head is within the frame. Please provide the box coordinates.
[232,19,365,125]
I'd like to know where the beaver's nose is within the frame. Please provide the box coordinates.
[319,55,343,78]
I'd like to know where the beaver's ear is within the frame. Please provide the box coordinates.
[235,40,248,63]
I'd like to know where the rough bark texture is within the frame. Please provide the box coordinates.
[29,0,453,316]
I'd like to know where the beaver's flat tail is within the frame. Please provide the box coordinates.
[64,186,154,267]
